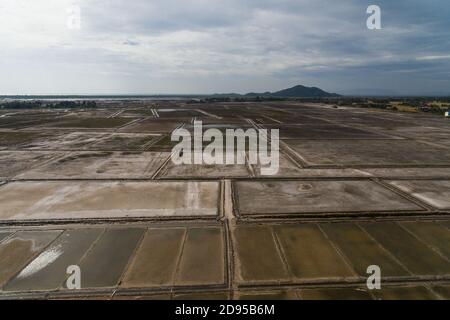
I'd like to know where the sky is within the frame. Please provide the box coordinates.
[0,0,449,95]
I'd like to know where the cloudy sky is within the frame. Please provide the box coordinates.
[1,0,449,95]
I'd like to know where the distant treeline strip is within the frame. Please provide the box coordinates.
[0,101,97,109]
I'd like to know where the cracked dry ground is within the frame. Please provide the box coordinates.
[0,101,449,300]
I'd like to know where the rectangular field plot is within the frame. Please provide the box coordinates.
[360,168,450,179]
[0,225,225,293]
[264,115,332,125]
[158,163,251,179]
[18,151,169,179]
[122,226,225,288]
[387,180,450,210]
[0,230,62,287]
[233,221,450,285]
[0,151,62,179]
[234,180,422,217]
[267,124,390,139]
[0,131,55,150]
[158,150,251,178]
[3,228,103,291]
[155,109,205,118]
[233,224,357,284]
[286,139,450,167]
[0,181,219,222]
[88,133,161,150]
[384,126,450,140]
[360,222,450,276]
[42,117,132,129]
[20,132,110,150]
[119,120,185,133]
[252,155,374,178]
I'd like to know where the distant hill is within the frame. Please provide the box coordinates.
[245,85,340,98]
[272,85,340,97]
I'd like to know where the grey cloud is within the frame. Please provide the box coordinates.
[0,0,449,95]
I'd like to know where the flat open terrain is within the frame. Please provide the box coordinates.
[0,101,449,299]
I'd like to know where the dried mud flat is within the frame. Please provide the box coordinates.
[0,101,449,300]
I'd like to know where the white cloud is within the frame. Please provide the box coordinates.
[417,55,450,61]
